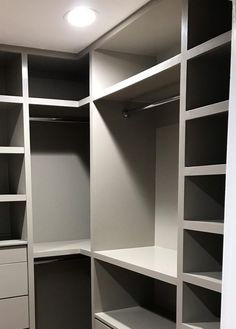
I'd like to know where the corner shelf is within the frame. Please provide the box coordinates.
[33,239,91,258]
[94,246,177,285]
[95,306,175,329]
[184,165,226,177]
[93,54,181,102]
[183,272,222,293]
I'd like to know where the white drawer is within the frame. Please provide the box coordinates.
[0,262,28,299]
[95,319,111,329]
[0,296,29,329]
[0,247,27,264]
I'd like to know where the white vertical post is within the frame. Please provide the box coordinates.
[221,2,236,329]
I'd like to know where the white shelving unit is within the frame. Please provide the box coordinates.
[0,1,234,329]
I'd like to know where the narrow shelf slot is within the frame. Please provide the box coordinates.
[94,246,177,285]
[183,283,221,326]
[187,0,232,49]
[0,154,25,195]
[0,51,22,96]
[186,44,231,111]
[0,201,27,242]
[33,239,91,258]
[28,54,89,101]
[184,175,225,222]
[0,103,24,147]
[94,260,176,327]
[95,306,175,329]
[183,231,223,291]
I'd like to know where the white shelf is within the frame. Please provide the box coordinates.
[187,31,231,60]
[93,54,181,102]
[0,95,23,104]
[185,100,229,121]
[33,239,91,258]
[94,246,177,285]
[0,195,27,202]
[0,240,27,247]
[95,306,175,329]
[0,147,24,154]
[183,272,222,293]
[184,220,224,235]
[182,322,220,329]
[28,97,79,108]
[184,165,226,177]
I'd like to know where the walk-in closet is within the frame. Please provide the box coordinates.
[0,0,235,328]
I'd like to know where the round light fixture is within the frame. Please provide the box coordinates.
[65,6,97,27]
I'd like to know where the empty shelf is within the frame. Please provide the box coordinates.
[185,100,229,120]
[0,195,27,202]
[29,97,79,108]
[94,246,177,285]
[183,322,220,329]
[94,54,181,102]
[0,95,23,104]
[0,240,27,247]
[183,272,222,293]
[0,147,24,154]
[187,31,231,60]
[184,220,224,235]
[95,306,175,329]
[33,239,91,258]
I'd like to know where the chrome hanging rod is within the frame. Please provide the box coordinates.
[30,117,89,124]
[122,95,180,119]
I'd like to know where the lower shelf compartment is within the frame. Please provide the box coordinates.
[95,306,176,329]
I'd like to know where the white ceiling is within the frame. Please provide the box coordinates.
[0,0,150,54]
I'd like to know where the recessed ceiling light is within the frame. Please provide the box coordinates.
[65,6,97,27]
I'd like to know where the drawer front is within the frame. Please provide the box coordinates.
[95,319,111,329]
[0,247,27,264]
[0,262,28,299]
[0,296,29,329]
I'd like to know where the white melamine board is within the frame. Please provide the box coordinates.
[185,101,229,121]
[95,306,175,329]
[0,240,27,247]
[187,31,231,60]
[183,272,222,293]
[0,194,26,202]
[184,165,226,176]
[0,246,27,264]
[0,95,23,104]
[33,239,91,258]
[28,97,79,108]
[221,3,236,329]
[94,246,177,285]
[182,323,220,329]
[0,147,24,154]
[183,220,224,235]
[93,54,180,101]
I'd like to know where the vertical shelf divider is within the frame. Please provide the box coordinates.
[21,52,35,329]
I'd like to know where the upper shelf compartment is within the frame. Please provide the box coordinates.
[187,0,232,50]
[28,54,89,101]
[0,51,22,97]
[92,0,181,96]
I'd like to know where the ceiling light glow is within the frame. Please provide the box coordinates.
[65,7,97,27]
